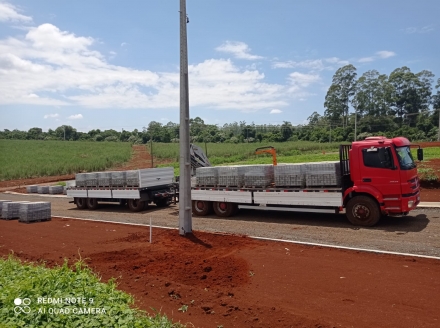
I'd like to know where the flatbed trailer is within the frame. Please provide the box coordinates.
[192,186,344,216]
[67,167,177,212]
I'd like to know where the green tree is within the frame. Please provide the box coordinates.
[27,127,43,140]
[324,64,357,128]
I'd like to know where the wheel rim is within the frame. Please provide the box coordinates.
[77,198,85,206]
[217,202,227,213]
[196,201,205,212]
[352,204,370,221]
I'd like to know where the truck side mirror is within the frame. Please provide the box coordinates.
[417,148,423,161]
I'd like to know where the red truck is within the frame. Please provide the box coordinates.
[191,136,423,226]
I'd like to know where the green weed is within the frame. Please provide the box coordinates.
[0,255,184,327]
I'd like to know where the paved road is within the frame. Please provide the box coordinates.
[2,192,440,257]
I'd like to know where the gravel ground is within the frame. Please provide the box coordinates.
[2,192,440,258]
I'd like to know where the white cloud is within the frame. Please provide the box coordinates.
[376,50,395,58]
[273,57,349,71]
[402,25,435,34]
[0,2,32,23]
[270,109,282,114]
[0,22,317,113]
[68,114,83,120]
[358,50,396,63]
[120,42,127,47]
[44,113,59,119]
[216,41,263,60]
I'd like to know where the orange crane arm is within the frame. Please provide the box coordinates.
[255,146,277,165]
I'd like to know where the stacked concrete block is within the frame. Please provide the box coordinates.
[37,186,49,194]
[274,163,305,187]
[1,201,29,220]
[49,185,64,194]
[126,170,140,187]
[19,202,51,223]
[244,165,274,188]
[97,172,112,187]
[75,173,87,187]
[26,185,38,193]
[0,200,12,218]
[85,172,99,187]
[111,171,126,187]
[304,161,341,187]
[196,167,218,186]
[217,166,248,187]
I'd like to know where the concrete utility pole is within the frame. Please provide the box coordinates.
[179,0,192,235]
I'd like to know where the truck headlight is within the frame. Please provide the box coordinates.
[408,200,414,208]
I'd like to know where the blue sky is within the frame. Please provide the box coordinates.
[1,0,439,132]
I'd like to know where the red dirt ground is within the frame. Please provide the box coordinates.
[1,143,439,200]
[0,218,438,327]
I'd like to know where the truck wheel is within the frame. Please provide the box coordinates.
[86,198,99,210]
[128,199,145,212]
[192,200,212,216]
[346,196,381,227]
[75,197,87,209]
[213,201,237,218]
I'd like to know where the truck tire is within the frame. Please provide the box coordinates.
[192,200,212,216]
[128,199,145,212]
[213,201,237,218]
[346,196,381,227]
[75,197,87,209]
[86,198,99,210]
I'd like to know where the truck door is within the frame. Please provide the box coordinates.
[359,146,402,210]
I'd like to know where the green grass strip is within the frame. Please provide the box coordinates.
[0,255,183,328]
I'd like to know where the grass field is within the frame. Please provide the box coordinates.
[0,256,181,327]
[151,141,343,166]
[0,140,132,181]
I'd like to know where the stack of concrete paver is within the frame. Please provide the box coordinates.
[26,185,38,193]
[126,170,139,187]
[304,161,341,187]
[18,202,51,223]
[49,185,64,194]
[75,173,87,187]
[217,166,248,187]
[1,201,29,220]
[244,165,274,188]
[37,186,49,194]
[97,172,112,187]
[195,167,218,186]
[274,163,305,187]
[0,200,12,218]
[85,172,99,187]
[111,171,126,187]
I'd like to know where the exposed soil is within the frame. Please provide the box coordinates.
[0,218,438,327]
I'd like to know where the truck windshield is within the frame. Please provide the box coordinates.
[396,146,416,170]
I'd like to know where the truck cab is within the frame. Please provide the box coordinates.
[342,136,421,225]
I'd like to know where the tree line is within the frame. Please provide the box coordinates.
[1,65,439,144]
